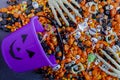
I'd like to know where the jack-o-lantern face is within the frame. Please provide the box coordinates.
[2,16,58,72]
[1,24,44,72]
[9,34,35,60]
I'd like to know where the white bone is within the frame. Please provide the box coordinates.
[53,0,69,26]
[48,0,62,26]
[56,0,76,23]
[95,53,120,74]
[99,66,120,78]
[62,0,82,18]
[86,2,98,14]
[71,62,84,74]
[48,0,82,26]
[95,59,101,65]
[106,32,118,44]
[101,50,120,70]
[116,45,120,52]
[106,47,120,64]
[71,0,80,8]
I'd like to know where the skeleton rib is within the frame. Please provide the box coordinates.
[101,50,120,70]
[107,47,120,64]
[116,45,120,52]
[99,66,120,78]
[95,54,120,74]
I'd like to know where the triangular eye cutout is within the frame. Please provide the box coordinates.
[26,50,35,58]
[21,34,28,43]
[16,48,21,52]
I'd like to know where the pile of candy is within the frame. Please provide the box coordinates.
[0,0,120,80]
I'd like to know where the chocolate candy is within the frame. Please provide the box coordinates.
[115,41,120,47]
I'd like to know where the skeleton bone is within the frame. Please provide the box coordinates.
[48,0,82,26]
[95,45,120,78]
[85,2,98,14]
[71,62,84,74]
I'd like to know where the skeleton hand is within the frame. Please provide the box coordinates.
[48,0,82,26]
[95,45,120,78]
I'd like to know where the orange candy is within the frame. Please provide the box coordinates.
[115,14,120,22]
[64,44,69,52]
[99,8,104,13]
[84,40,92,47]
[57,51,62,57]
[65,58,72,63]
[115,0,120,2]
[0,8,8,12]
[110,9,117,17]
[82,71,92,80]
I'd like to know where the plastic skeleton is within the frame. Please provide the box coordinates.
[48,0,82,26]
[66,18,89,38]
[85,1,98,14]
[95,45,120,78]
[65,61,85,74]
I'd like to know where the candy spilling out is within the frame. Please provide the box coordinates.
[0,0,120,80]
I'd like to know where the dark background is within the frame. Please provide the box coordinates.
[0,0,43,80]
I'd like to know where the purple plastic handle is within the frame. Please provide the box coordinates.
[1,16,57,72]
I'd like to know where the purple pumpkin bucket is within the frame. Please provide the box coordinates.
[1,16,59,72]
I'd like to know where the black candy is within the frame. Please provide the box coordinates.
[115,41,120,47]
[6,1,18,5]
[0,20,7,25]
[2,13,9,18]
[13,17,18,22]
[25,9,31,15]
[46,2,49,7]
[41,41,50,52]
[27,5,33,10]
[11,19,15,24]
[78,8,83,13]
[7,20,13,26]
[107,22,112,27]
[51,19,59,26]
[75,0,82,3]
[117,9,120,14]
[34,6,43,13]
[0,26,10,32]
[55,46,60,52]
[0,26,4,29]
[27,0,32,7]
[77,41,85,50]
[105,10,110,15]
[92,14,96,19]
[67,17,76,27]
[104,10,110,16]
[37,34,43,41]
[86,0,94,2]
[77,77,85,80]
[8,14,14,18]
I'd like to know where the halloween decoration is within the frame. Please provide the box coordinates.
[1,0,120,79]
[1,16,59,72]
[95,46,120,78]
[48,0,82,26]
